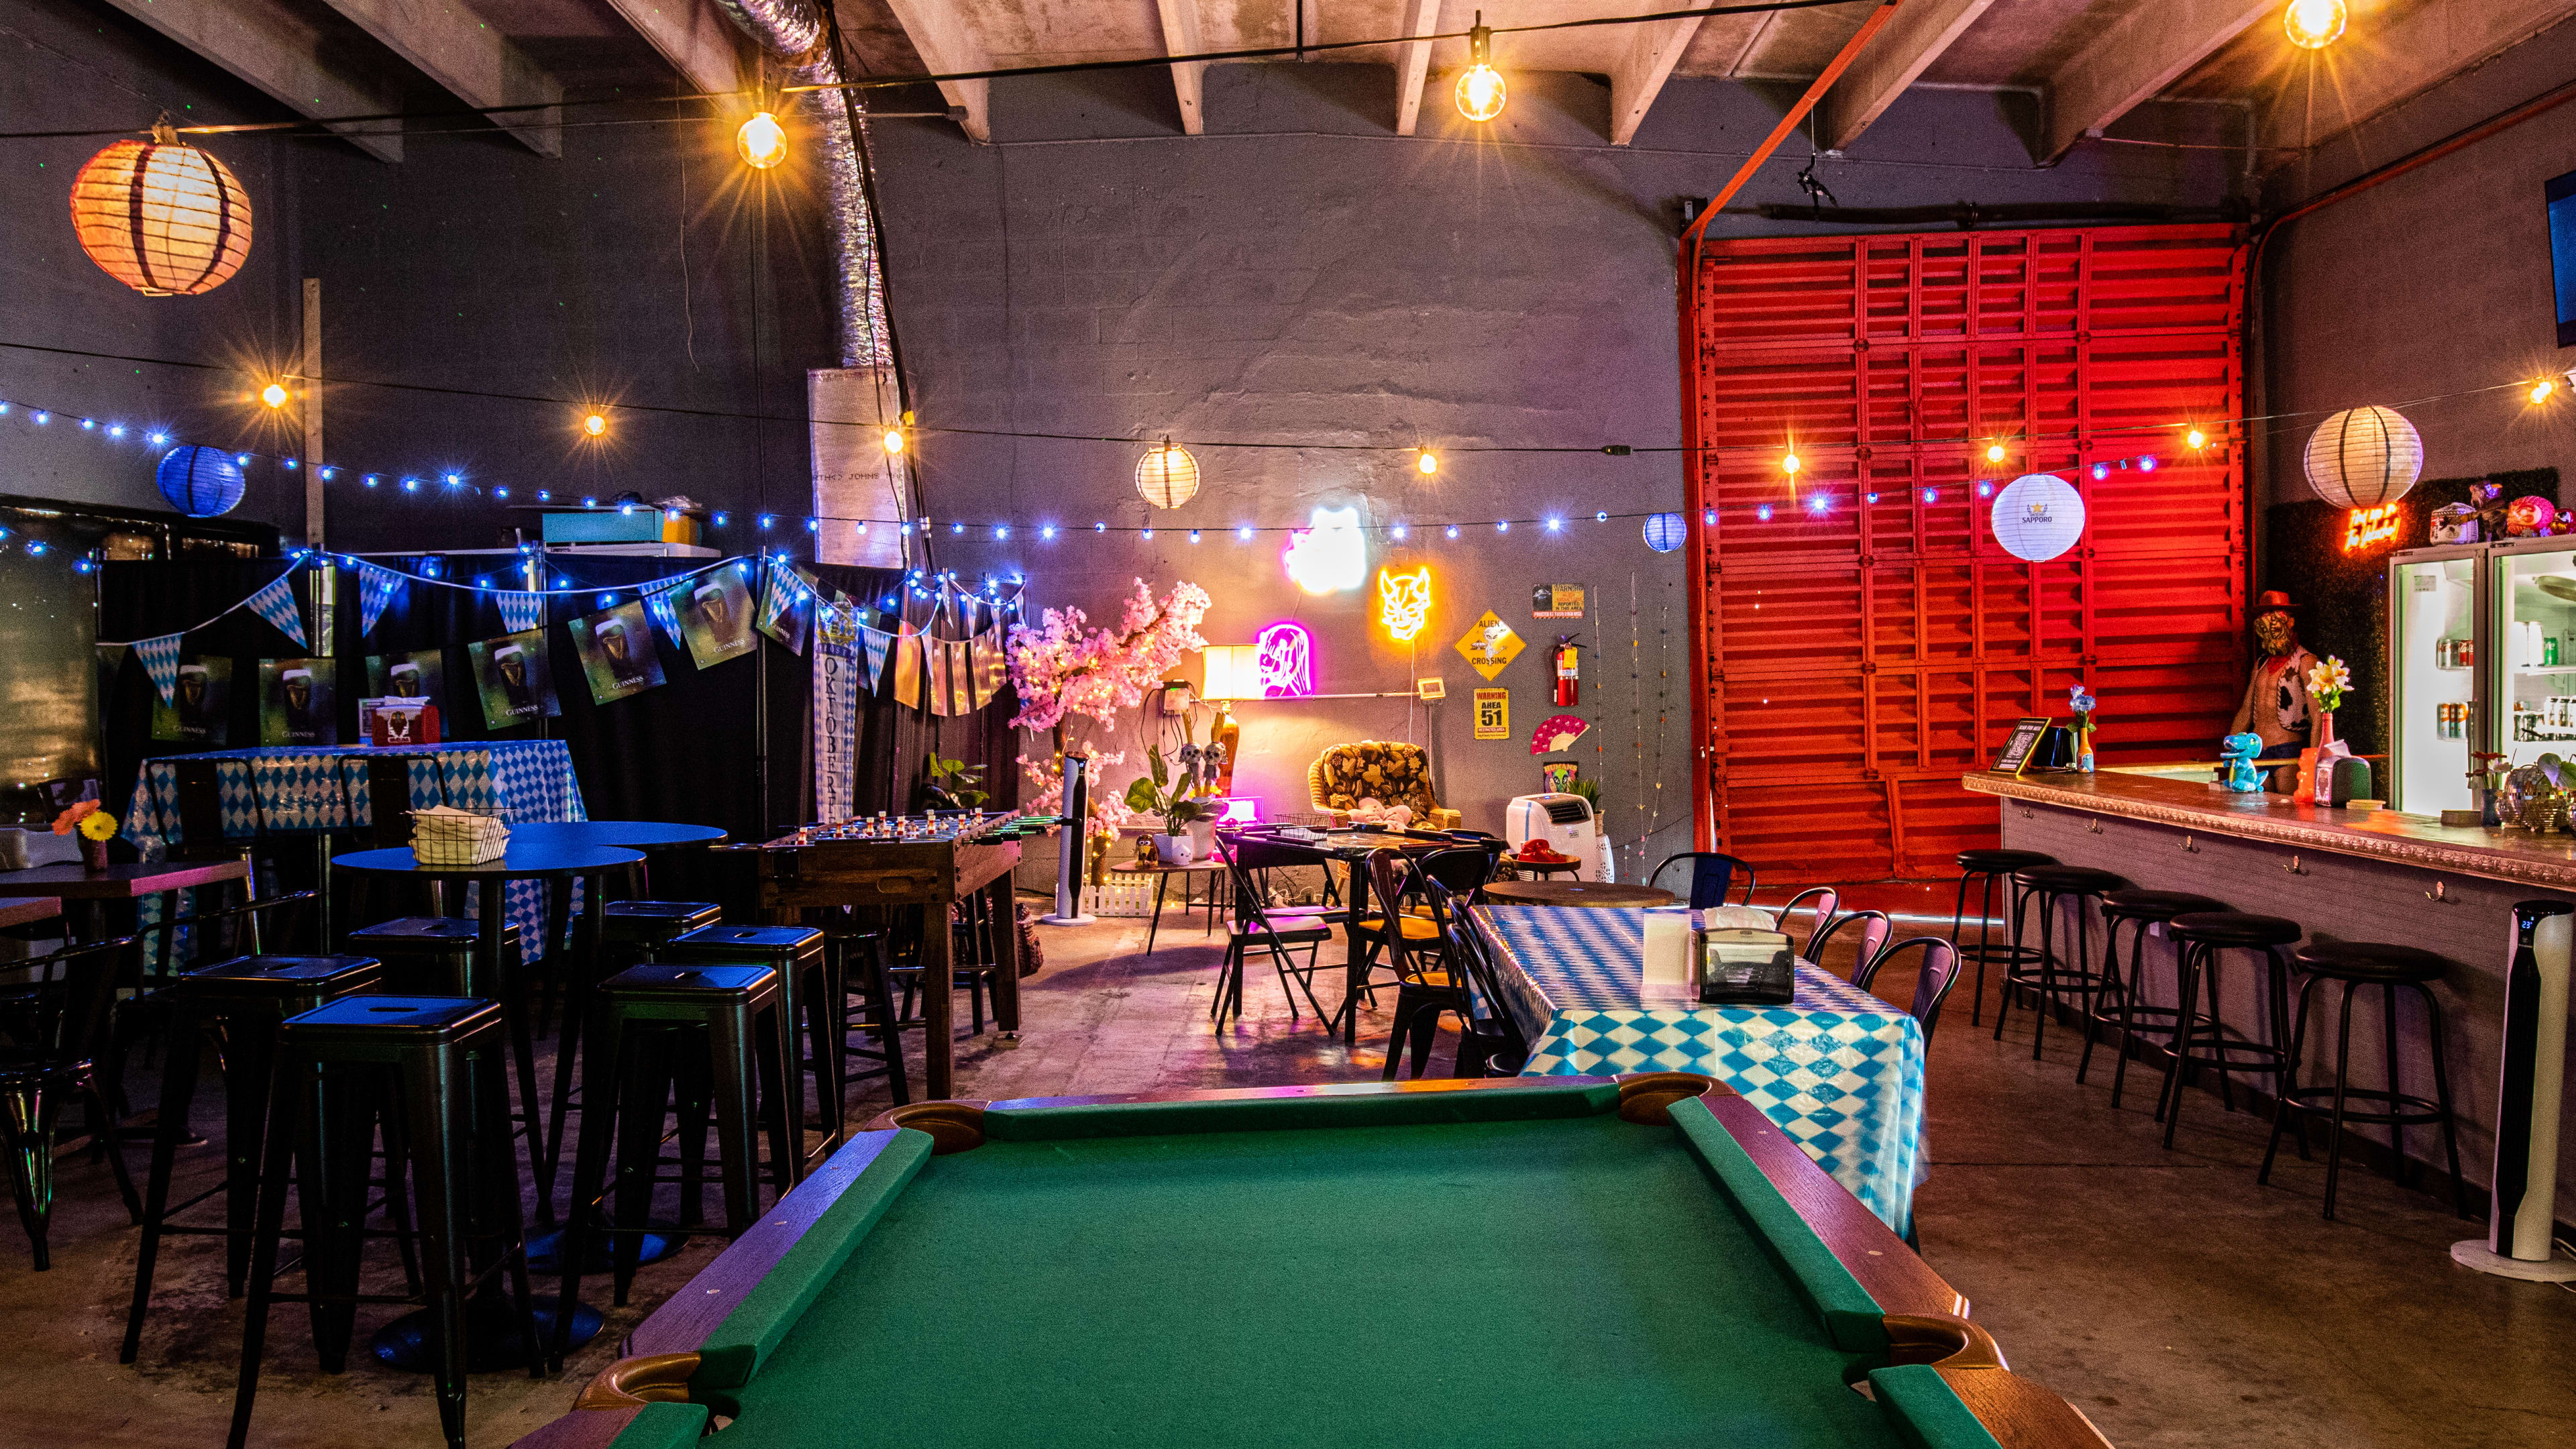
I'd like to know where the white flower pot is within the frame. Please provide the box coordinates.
[1187,819,1217,857]
[1154,833,1195,865]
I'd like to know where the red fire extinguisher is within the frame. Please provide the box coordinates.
[1554,635,1580,707]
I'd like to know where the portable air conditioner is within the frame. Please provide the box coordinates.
[1502,793,1613,882]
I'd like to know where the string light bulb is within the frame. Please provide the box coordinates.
[2284,0,2346,50]
[260,382,288,409]
[737,111,788,169]
[882,427,905,455]
[582,411,607,438]
[1456,15,1506,122]
[1417,451,1438,476]
[2186,427,2208,449]
[1781,451,1801,476]
[1984,442,2007,465]
[2531,378,2557,405]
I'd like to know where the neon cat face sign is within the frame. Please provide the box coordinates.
[1254,622,1313,697]
[1282,506,1367,594]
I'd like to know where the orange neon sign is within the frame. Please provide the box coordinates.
[2343,502,2402,553]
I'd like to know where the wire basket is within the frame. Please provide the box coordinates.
[411,806,510,866]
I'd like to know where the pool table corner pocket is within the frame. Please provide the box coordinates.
[865,1099,991,1153]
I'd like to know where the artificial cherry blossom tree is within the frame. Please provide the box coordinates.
[1008,578,1210,830]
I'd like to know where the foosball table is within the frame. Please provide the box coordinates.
[749,811,1045,1098]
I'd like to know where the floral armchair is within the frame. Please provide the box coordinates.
[1307,741,1461,829]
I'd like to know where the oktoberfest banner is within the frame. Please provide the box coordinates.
[497,590,547,635]
[133,632,186,706]
[813,604,860,824]
[244,573,308,649]
[356,561,405,637]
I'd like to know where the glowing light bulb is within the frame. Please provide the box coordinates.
[1455,18,1505,122]
[261,382,288,409]
[2186,427,2208,449]
[737,111,788,169]
[1984,442,2007,464]
[2532,379,2557,405]
[2285,0,2346,50]
[1782,451,1801,475]
[1417,451,1438,476]
[583,412,607,437]
[882,427,905,455]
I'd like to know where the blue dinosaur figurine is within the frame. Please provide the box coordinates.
[2220,732,2265,793]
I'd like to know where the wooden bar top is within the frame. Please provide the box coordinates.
[1963,768,2576,891]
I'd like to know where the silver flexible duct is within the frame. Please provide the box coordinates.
[714,0,892,368]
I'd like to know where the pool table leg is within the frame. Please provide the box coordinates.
[987,877,1022,1037]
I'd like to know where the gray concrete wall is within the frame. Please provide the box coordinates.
[2257,16,2576,511]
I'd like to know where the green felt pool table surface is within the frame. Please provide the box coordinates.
[517,1077,2110,1449]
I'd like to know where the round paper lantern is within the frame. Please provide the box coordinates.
[1134,441,1199,509]
[1642,512,1686,553]
[1989,473,2086,562]
[70,123,253,297]
[2304,405,2422,508]
[156,445,246,517]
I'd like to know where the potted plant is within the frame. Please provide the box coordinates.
[54,800,121,873]
[1124,744,1214,864]
[921,753,989,812]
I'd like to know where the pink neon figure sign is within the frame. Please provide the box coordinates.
[1254,622,1313,698]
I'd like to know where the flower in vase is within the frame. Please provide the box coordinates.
[2305,656,2351,712]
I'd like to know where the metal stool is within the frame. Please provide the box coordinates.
[346,917,551,1222]
[2093,889,2226,1102]
[2260,941,2469,1220]
[1995,865,2126,1059]
[2157,912,2302,1148]
[554,963,797,1338]
[123,953,383,1364]
[665,924,837,1165]
[229,996,539,1449]
[552,902,722,1169]
[1950,849,2055,1026]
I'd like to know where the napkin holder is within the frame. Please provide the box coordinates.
[1693,925,1796,1006]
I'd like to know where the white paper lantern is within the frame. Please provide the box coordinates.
[1134,441,1199,509]
[1990,473,2087,562]
[2304,405,2422,508]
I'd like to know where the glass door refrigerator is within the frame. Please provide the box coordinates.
[2390,537,2576,814]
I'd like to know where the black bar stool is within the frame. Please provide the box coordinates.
[1949,849,2055,1026]
[1995,865,2127,1059]
[2092,889,2226,1102]
[664,924,839,1163]
[346,916,550,1223]
[554,962,797,1342]
[2259,940,2469,1220]
[123,953,383,1364]
[551,901,722,1169]
[229,996,539,1449]
[2157,912,2302,1148]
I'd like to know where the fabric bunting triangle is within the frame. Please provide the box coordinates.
[245,573,308,649]
[356,562,405,636]
[133,633,185,705]
[498,590,546,634]
[859,625,892,690]
[892,631,924,710]
[924,637,954,716]
[971,628,1007,709]
[644,578,691,653]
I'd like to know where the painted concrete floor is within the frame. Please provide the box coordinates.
[7,900,2572,1448]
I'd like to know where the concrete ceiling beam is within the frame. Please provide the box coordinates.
[314,0,564,157]
[94,0,403,162]
[2257,0,2576,154]
[600,0,749,99]
[1608,15,1708,146]
[1156,0,1205,136]
[1817,0,1996,152]
[879,0,991,142]
[1394,0,1442,137]
[2037,0,2270,163]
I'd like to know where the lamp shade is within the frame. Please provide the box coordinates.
[1989,473,2086,562]
[1642,512,1686,553]
[1135,443,1199,509]
[2304,405,2422,508]
[155,445,246,517]
[70,123,252,297]
[1199,645,1258,702]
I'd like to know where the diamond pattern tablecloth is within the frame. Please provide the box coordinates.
[131,743,587,957]
[1472,904,1925,1232]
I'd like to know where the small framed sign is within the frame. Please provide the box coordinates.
[1992,717,2052,775]
[1473,688,1510,740]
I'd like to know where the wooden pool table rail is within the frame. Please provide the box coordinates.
[515,1075,2110,1449]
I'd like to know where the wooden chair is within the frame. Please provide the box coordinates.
[1648,851,1757,909]
[1210,834,1333,1027]
[1773,886,1840,959]
[0,934,144,1267]
[1856,936,1966,1048]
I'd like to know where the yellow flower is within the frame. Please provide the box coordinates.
[77,810,120,843]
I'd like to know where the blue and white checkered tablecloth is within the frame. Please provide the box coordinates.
[131,743,587,957]
[1472,904,1927,1232]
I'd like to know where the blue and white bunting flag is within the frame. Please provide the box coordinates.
[498,590,546,634]
[356,562,405,637]
[245,574,307,649]
[133,633,185,704]
[859,625,893,691]
[644,578,691,653]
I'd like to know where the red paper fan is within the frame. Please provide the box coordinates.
[1531,714,1589,754]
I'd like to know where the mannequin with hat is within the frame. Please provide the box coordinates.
[2229,590,2323,765]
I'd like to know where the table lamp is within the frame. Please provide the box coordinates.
[1199,645,1257,794]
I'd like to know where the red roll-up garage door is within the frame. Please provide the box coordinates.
[1680,225,2248,882]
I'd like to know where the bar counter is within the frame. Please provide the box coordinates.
[1962,767,2576,1224]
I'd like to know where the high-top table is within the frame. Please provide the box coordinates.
[0,895,65,930]
[0,859,250,941]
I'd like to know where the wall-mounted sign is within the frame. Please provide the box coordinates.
[1283,505,1368,593]
[1378,566,1432,641]
[1415,677,1446,700]
[1455,610,1523,680]
[1473,688,1510,740]
[1532,584,1585,618]
[2343,502,2403,553]
[1254,621,1313,696]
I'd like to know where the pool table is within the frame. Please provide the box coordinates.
[515,1075,2110,1449]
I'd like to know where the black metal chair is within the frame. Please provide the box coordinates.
[1368,850,1475,1080]
[1210,833,1333,1026]
[1774,886,1840,959]
[1648,851,1757,908]
[1807,910,1892,977]
[1426,879,1526,1077]
[1856,936,1967,1049]
[0,934,144,1269]
[1995,865,2127,1060]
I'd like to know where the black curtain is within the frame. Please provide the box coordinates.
[101,555,1024,878]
